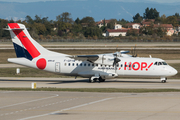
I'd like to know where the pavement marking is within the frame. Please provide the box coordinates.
[18,97,113,120]
[0,94,59,109]
[0,91,14,93]
[0,97,80,117]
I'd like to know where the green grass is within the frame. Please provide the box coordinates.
[0,67,69,77]
[0,87,180,93]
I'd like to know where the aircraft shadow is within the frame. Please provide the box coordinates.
[0,79,161,84]
[48,79,161,84]
[0,79,88,83]
[106,80,160,83]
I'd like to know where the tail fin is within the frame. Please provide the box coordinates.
[7,23,49,60]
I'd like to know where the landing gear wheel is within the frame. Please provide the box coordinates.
[161,80,166,83]
[161,77,167,83]
[99,77,105,82]
[89,78,96,83]
[91,79,95,83]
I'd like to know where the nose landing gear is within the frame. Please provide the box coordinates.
[161,77,167,83]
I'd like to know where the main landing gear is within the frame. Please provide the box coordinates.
[161,77,167,83]
[89,78,97,83]
[89,77,105,83]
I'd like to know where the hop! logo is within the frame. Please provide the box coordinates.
[123,62,153,71]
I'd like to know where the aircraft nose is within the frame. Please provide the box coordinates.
[170,68,178,76]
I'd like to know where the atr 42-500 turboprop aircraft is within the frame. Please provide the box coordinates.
[5,23,178,83]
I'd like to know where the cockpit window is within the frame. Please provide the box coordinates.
[162,62,168,65]
[158,62,162,65]
[154,61,168,66]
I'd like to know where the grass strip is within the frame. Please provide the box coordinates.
[0,88,180,93]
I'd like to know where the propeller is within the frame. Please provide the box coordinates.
[131,45,137,57]
[113,54,121,73]
[111,45,121,73]
[113,45,120,57]
[113,57,121,67]
[113,45,121,66]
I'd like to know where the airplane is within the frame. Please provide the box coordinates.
[4,23,178,83]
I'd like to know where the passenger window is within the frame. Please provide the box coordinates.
[154,62,157,65]
[116,64,119,67]
[72,63,74,66]
[88,64,90,66]
[84,63,86,66]
[64,63,67,66]
[92,64,94,66]
[96,64,98,67]
[68,63,71,66]
[76,63,78,66]
[121,64,123,67]
[80,63,82,66]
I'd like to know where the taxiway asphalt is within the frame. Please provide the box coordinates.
[1,77,180,120]
[1,91,180,120]
[0,77,180,89]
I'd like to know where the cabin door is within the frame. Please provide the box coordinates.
[55,62,60,72]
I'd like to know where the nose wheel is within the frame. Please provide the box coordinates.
[161,77,167,83]
[161,80,166,83]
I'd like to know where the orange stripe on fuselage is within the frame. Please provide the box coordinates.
[8,23,40,58]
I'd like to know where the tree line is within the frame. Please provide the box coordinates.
[0,7,180,40]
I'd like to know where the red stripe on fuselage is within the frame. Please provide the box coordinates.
[8,23,40,58]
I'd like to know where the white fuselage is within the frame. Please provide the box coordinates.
[6,23,178,82]
[9,55,177,79]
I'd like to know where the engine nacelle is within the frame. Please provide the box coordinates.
[94,55,115,66]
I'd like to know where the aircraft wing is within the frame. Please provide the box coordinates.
[70,55,99,63]
[98,50,132,57]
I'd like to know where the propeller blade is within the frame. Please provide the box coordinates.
[132,44,137,57]
[113,58,121,67]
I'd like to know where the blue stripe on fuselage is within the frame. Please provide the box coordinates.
[13,43,33,60]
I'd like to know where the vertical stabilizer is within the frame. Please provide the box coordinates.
[7,23,49,60]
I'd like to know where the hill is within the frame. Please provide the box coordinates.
[0,1,180,21]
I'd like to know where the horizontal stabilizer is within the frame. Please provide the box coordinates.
[8,58,35,68]
[3,28,24,31]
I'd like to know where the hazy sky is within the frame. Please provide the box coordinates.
[0,0,180,3]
